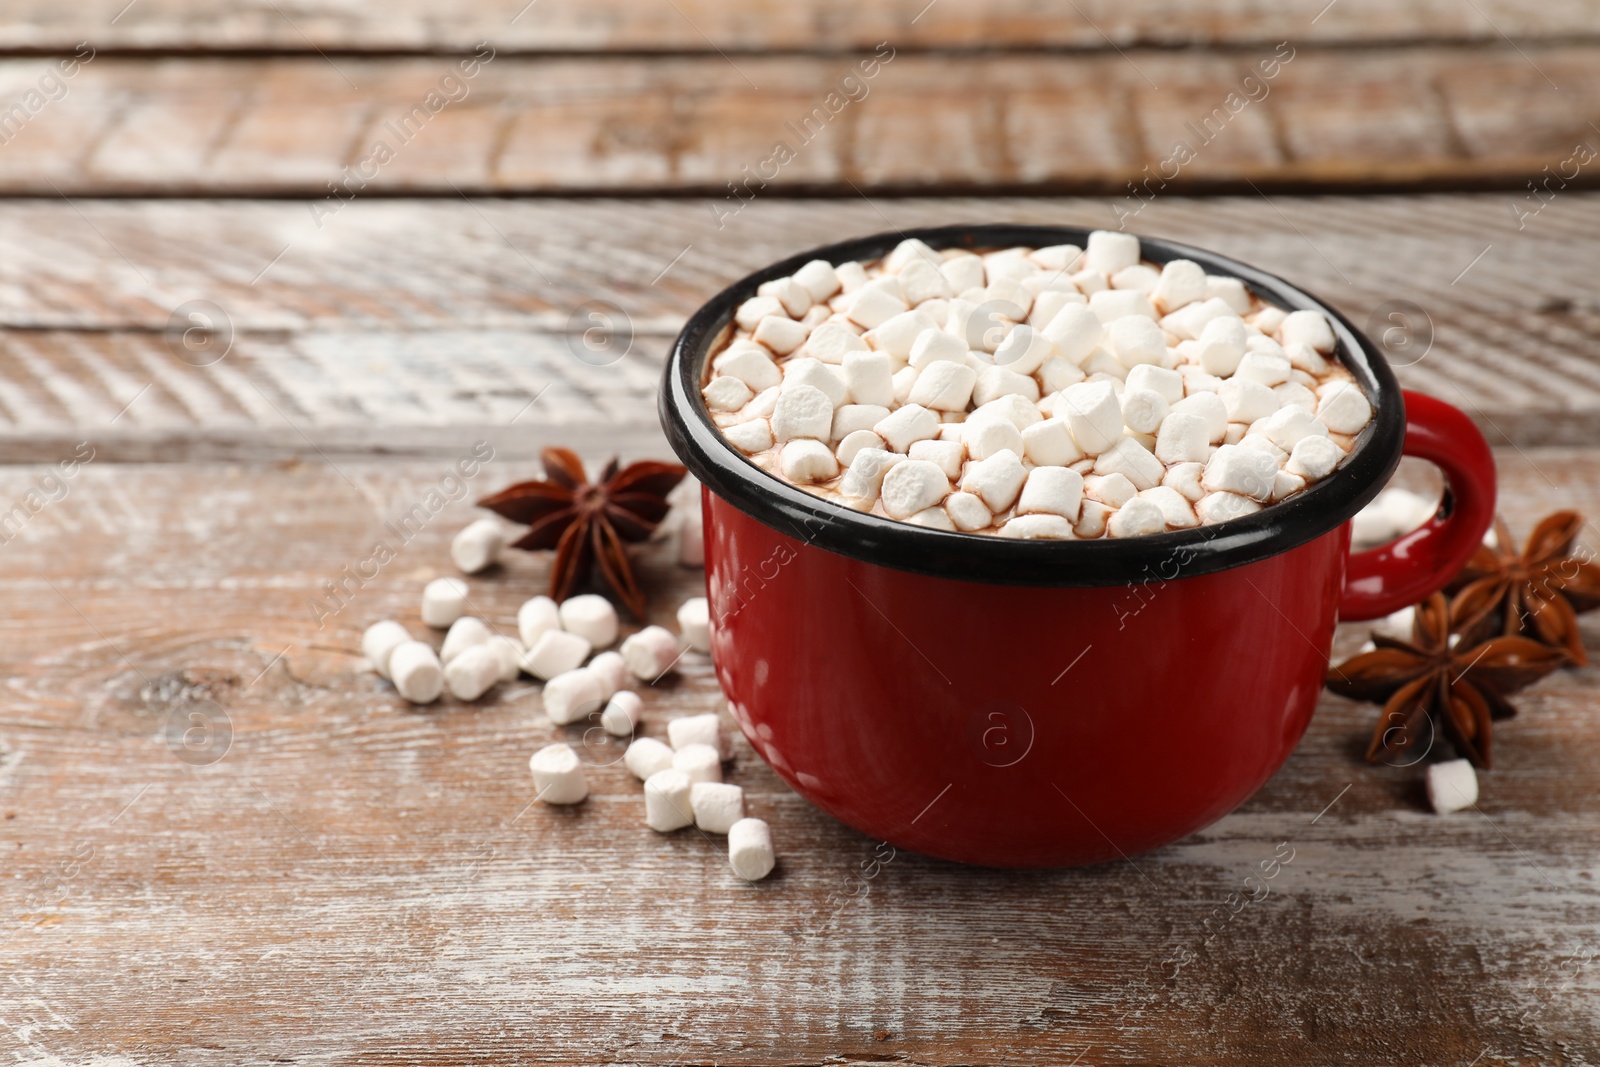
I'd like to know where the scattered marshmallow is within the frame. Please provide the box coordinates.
[668,711,729,759]
[439,616,491,665]
[543,667,605,725]
[445,644,502,702]
[530,743,588,805]
[624,736,675,781]
[588,650,629,699]
[644,769,695,831]
[673,743,723,785]
[485,634,524,683]
[522,629,592,680]
[691,782,746,834]
[728,817,776,880]
[451,518,505,574]
[558,594,619,648]
[362,620,412,679]
[517,595,561,647]
[1426,759,1478,814]
[622,625,682,681]
[677,597,711,652]
[421,577,470,629]
[601,690,643,737]
[389,640,444,704]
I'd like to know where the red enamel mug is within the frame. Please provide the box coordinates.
[660,225,1496,868]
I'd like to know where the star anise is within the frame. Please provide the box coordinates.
[1326,593,1567,769]
[1448,511,1600,666]
[477,448,686,618]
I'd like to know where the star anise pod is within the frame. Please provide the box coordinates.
[1448,510,1600,666]
[1327,593,1568,769]
[477,448,686,619]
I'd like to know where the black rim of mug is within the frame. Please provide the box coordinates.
[659,224,1405,588]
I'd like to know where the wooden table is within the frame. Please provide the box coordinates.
[2,5,1598,1063]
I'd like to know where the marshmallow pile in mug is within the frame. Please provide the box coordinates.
[703,231,1374,540]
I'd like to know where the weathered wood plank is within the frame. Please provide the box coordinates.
[0,451,1596,1063]
[3,0,1598,52]
[1,194,1598,459]
[0,49,1594,195]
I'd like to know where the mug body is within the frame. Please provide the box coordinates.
[705,493,1348,867]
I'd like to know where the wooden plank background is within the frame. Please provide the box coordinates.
[0,48,1593,195]
[3,1,1599,1063]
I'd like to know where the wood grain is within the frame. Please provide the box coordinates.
[0,49,1594,195]
[4,0,1599,52]
[0,450,1596,1064]
[1,194,1598,462]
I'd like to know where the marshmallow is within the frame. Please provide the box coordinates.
[783,358,849,406]
[389,640,444,704]
[1235,351,1292,387]
[1204,444,1280,502]
[992,324,1053,376]
[1218,378,1281,424]
[771,385,836,444]
[1000,514,1074,539]
[735,296,785,331]
[705,375,756,411]
[1041,304,1105,364]
[1112,264,1160,293]
[886,237,941,273]
[1272,469,1306,501]
[522,629,591,680]
[477,634,519,683]
[558,594,618,648]
[724,419,773,453]
[908,438,966,480]
[1017,465,1084,520]
[362,621,412,679]
[1071,268,1108,294]
[677,597,711,653]
[1154,411,1210,465]
[972,393,1042,430]
[1171,391,1228,443]
[881,460,952,519]
[668,711,729,758]
[945,491,993,531]
[716,342,784,389]
[1108,497,1167,537]
[794,259,842,301]
[445,644,502,702]
[543,667,605,725]
[601,690,643,737]
[517,595,561,647]
[1094,437,1164,490]
[899,257,953,304]
[908,360,977,411]
[1030,289,1081,331]
[624,736,675,781]
[960,449,1027,512]
[421,577,470,629]
[1086,230,1140,274]
[1163,461,1206,502]
[1140,485,1199,528]
[842,349,894,406]
[1056,380,1123,454]
[1280,309,1336,353]
[1252,306,1289,336]
[1125,363,1184,404]
[1426,758,1479,814]
[940,254,986,293]
[1074,499,1114,538]
[1029,243,1084,271]
[588,649,628,699]
[1275,381,1319,412]
[840,447,903,503]
[728,817,776,880]
[779,439,838,483]
[1038,355,1087,395]
[451,518,505,575]
[1120,388,1170,435]
[754,314,809,356]
[835,261,869,292]
[1107,316,1166,368]
[866,309,939,360]
[644,768,695,831]
[673,743,723,785]
[1162,297,1235,341]
[1198,316,1247,377]
[1196,490,1263,524]
[1152,258,1208,313]
[909,327,969,370]
[1021,418,1083,467]
[1316,382,1373,435]
[964,414,1026,463]
[1089,289,1157,324]
[622,625,681,680]
[1085,472,1138,508]
[803,322,869,365]
[1286,434,1343,481]
[691,782,746,834]
[836,429,884,467]
[874,404,941,453]
[439,616,491,666]
[1261,407,1328,451]
[529,743,588,805]
[1207,276,1252,314]
[846,285,908,330]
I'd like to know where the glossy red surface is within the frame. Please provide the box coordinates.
[1340,391,1498,620]
[701,391,1495,867]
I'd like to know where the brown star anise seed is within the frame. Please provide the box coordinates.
[1448,510,1600,666]
[1327,592,1568,769]
[477,448,686,618]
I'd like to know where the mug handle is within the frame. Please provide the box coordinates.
[1340,390,1497,621]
